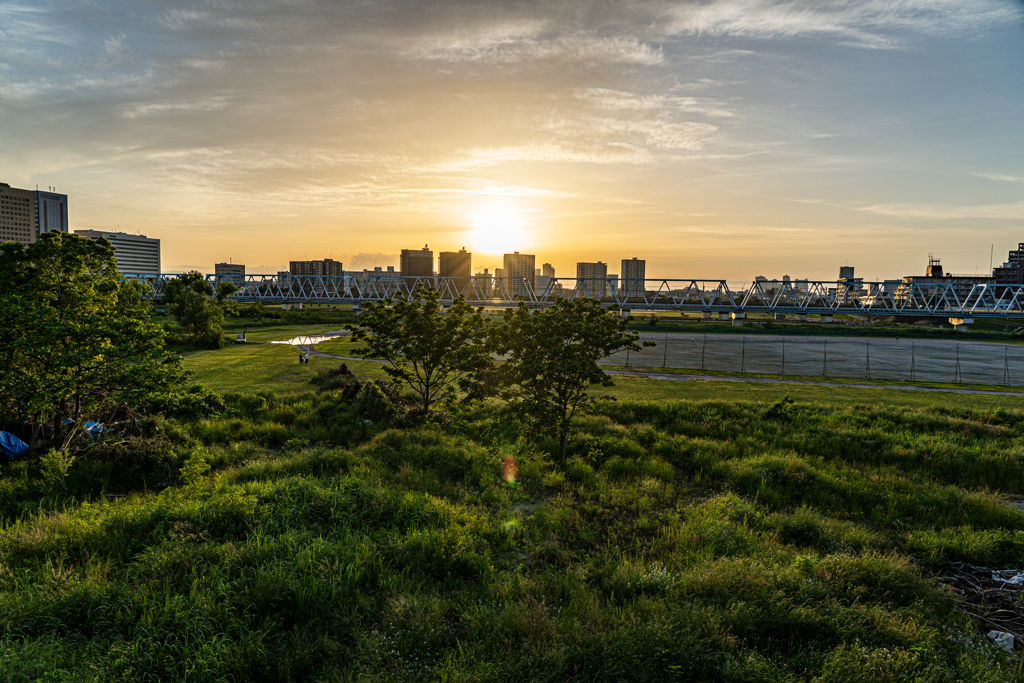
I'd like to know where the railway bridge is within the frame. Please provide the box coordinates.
[123,273,1024,327]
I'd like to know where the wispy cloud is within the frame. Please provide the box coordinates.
[859,200,1024,220]
[973,172,1024,183]
[667,0,1022,49]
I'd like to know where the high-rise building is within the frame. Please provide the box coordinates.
[576,261,608,298]
[503,252,536,288]
[542,263,555,278]
[0,183,35,246]
[994,244,1024,285]
[838,266,855,280]
[620,258,645,281]
[620,257,646,296]
[401,245,434,277]
[35,189,68,238]
[289,259,343,276]
[74,230,160,273]
[439,248,472,277]
[0,182,70,245]
[215,262,245,276]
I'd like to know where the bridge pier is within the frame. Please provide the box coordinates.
[819,314,833,324]
[731,312,745,327]
[701,311,713,321]
[718,312,730,322]
[797,313,808,322]
[775,313,786,320]
[949,317,974,331]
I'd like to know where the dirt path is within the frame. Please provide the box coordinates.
[605,370,1024,397]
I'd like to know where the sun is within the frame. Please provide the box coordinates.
[467,200,528,256]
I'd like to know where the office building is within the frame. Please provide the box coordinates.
[401,245,434,277]
[838,266,855,280]
[0,183,35,245]
[542,263,555,278]
[35,188,69,238]
[0,182,70,245]
[215,262,245,276]
[576,261,608,298]
[503,252,536,288]
[74,230,160,273]
[439,248,472,277]
[289,259,343,276]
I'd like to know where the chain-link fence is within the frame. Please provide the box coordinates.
[602,333,1024,386]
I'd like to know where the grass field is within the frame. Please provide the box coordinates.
[182,336,387,395]
[2,387,1024,680]
[181,330,1024,412]
[597,375,1024,411]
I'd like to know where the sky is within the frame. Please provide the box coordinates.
[1,0,1023,282]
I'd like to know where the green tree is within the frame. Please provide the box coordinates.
[498,299,651,462]
[164,271,227,348]
[0,233,188,442]
[347,287,493,413]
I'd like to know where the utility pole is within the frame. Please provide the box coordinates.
[781,336,786,376]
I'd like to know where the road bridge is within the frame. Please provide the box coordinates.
[123,273,1024,323]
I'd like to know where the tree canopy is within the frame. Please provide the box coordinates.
[347,287,493,413]
[163,271,236,348]
[0,233,187,442]
[498,298,650,461]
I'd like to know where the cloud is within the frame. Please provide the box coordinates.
[104,32,126,58]
[667,0,1022,49]
[407,28,664,67]
[859,200,1024,220]
[973,172,1024,183]
[346,252,399,270]
[122,96,233,118]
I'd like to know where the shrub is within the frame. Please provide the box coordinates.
[358,383,399,422]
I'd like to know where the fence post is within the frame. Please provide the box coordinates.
[781,336,786,377]
[823,337,828,378]
[865,339,870,380]
[954,343,962,384]
[741,335,746,374]
[662,331,668,368]
[1005,345,1011,387]
[911,341,916,382]
[702,333,706,372]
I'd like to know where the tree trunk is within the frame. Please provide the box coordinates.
[558,431,568,463]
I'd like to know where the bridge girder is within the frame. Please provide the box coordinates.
[119,273,1024,320]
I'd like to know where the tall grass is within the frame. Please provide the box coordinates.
[1,393,1022,681]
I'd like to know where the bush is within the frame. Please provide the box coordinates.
[358,383,399,422]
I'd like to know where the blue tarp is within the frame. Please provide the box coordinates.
[84,422,105,437]
[0,432,28,460]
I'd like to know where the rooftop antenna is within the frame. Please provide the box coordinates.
[990,244,994,272]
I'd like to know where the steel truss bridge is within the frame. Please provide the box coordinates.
[123,273,1024,320]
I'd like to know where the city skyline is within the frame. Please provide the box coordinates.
[1,1,1022,279]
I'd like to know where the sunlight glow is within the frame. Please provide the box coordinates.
[467,200,528,256]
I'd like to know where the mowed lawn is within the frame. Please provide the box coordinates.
[185,331,1024,411]
[598,375,1024,411]
[182,338,387,395]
